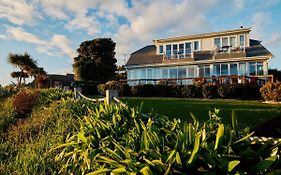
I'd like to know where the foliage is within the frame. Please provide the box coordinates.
[73,38,117,83]
[181,85,199,98]
[12,91,38,117]
[131,84,156,97]
[7,52,45,87]
[260,81,281,102]
[218,84,231,98]
[54,104,281,174]
[202,84,218,98]
[75,81,99,95]
[269,69,281,81]
[229,84,260,100]
[119,83,131,97]
[154,84,173,97]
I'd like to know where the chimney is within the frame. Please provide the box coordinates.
[240,25,244,29]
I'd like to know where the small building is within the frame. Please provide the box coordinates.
[125,27,273,86]
[47,73,74,88]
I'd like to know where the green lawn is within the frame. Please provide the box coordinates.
[121,97,281,128]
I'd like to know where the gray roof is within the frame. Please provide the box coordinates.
[126,39,272,67]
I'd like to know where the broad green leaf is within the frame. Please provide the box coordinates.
[112,167,127,173]
[188,133,201,164]
[77,132,87,143]
[214,124,224,151]
[166,150,176,164]
[252,156,277,173]
[176,152,182,165]
[140,166,152,175]
[228,160,240,172]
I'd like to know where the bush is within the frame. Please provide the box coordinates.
[217,84,231,98]
[75,81,99,95]
[13,91,38,117]
[260,81,281,102]
[229,84,261,100]
[97,80,130,96]
[202,84,218,98]
[131,84,155,97]
[154,84,172,97]
[119,83,131,96]
[181,85,199,98]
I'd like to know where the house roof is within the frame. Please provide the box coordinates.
[125,39,272,67]
[154,28,252,43]
[48,74,74,83]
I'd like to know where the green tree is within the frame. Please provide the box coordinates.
[7,52,38,86]
[73,38,117,83]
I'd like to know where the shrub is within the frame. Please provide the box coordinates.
[97,80,125,96]
[154,84,172,97]
[202,84,218,98]
[119,83,131,96]
[13,91,38,117]
[131,84,155,97]
[260,81,281,102]
[217,84,231,98]
[181,85,199,98]
[75,81,99,95]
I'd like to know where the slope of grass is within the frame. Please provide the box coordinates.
[121,97,281,128]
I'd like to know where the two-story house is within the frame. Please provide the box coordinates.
[125,27,273,86]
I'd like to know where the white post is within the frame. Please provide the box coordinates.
[106,90,118,104]
[74,87,82,100]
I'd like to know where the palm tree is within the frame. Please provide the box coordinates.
[7,52,38,86]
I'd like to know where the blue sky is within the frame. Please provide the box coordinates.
[0,0,281,85]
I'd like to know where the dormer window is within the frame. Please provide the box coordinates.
[239,35,245,47]
[214,38,221,49]
[159,45,163,54]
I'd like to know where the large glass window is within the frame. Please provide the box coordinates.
[198,65,204,77]
[129,69,135,79]
[249,62,256,76]
[214,38,221,49]
[185,42,192,53]
[159,45,163,54]
[193,41,199,51]
[154,68,161,79]
[135,69,141,79]
[230,36,236,48]
[178,44,184,58]
[214,64,220,76]
[204,65,210,77]
[147,69,153,79]
[166,45,171,58]
[230,63,238,75]
[221,64,228,76]
[170,68,177,79]
[187,67,195,78]
[257,62,263,75]
[239,63,246,75]
[141,69,146,79]
[162,69,169,79]
[178,68,186,78]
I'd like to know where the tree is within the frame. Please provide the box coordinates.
[73,38,117,83]
[7,52,39,86]
[269,69,281,81]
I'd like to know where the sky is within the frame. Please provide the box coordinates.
[0,0,281,85]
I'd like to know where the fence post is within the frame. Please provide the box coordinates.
[74,86,82,100]
[106,90,118,104]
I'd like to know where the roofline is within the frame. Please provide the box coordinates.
[125,55,271,69]
[153,28,252,43]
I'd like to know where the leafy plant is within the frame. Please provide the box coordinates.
[260,81,281,102]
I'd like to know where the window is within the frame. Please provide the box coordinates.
[147,69,153,79]
[239,35,245,47]
[214,38,221,49]
[222,37,228,47]
[204,65,210,77]
[193,41,199,51]
[198,65,204,77]
[178,44,184,58]
[162,69,169,79]
[239,63,246,75]
[249,62,256,76]
[141,69,146,79]
[173,44,178,56]
[257,62,263,75]
[135,69,141,79]
[159,45,163,54]
[129,69,135,79]
[185,42,192,54]
[187,67,195,78]
[178,68,186,78]
[213,64,220,76]
[230,36,236,48]
[170,68,177,78]
[230,63,238,75]
[166,45,171,58]
[221,64,228,76]
[155,68,161,79]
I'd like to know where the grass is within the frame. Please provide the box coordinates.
[121,97,281,128]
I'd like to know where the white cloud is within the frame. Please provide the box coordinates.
[264,33,281,48]
[0,34,6,39]
[0,0,36,25]
[251,12,271,39]
[6,26,75,59]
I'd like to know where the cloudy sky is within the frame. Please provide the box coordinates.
[0,0,281,85]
